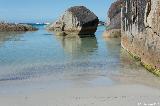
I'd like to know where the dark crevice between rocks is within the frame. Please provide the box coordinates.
[146,0,152,23]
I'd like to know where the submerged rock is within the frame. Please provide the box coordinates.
[0,22,38,31]
[103,29,121,38]
[47,6,99,37]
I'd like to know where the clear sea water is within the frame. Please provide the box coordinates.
[0,25,160,94]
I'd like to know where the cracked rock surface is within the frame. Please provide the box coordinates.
[105,0,124,38]
[47,6,99,37]
[121,0,160,75]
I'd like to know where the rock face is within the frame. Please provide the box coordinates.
[48,6,99,37]
[121,0,160,76]
[105,0,124,38]
[108,0,124,30]
[0,22,38,31]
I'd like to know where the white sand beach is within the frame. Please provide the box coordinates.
[0,84,160,106]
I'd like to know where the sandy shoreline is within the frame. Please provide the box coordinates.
[0,84,160,106]
[0,26,160,106]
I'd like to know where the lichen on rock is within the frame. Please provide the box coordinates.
[121,0,160,76]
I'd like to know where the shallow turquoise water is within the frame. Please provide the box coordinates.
[0,26,119,80]
[0,25,160,93]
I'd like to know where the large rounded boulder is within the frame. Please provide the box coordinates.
[48,6,99,37]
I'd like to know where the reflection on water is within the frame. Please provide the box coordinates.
[114,49,160,89]
[103,38,160,89]
[55,36,98,58]
[0,26,160,93]
[0,32,25,45]
[104,38,121,61]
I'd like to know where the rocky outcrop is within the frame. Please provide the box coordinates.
[108,0,124,30]
[47,6,99,37]
[104,0,124,38]
[0,22,38,31]
[121,0,160,76]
